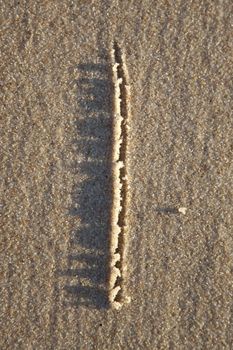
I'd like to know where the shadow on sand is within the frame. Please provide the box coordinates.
[60,60,113,309]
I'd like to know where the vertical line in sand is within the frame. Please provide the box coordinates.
[109,41,131,310]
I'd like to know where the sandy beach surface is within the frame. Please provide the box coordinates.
[1,1,233,349]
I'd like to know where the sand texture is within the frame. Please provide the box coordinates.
[1,1,233,349]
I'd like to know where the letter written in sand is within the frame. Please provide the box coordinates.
[109,42,131,309]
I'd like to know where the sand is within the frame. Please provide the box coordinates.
[1,1,233,349]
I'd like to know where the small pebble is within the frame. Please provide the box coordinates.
[178,207,187,215]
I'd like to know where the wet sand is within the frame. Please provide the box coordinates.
[1,1,233,349]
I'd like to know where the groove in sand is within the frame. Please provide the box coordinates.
[109,41,131,310]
